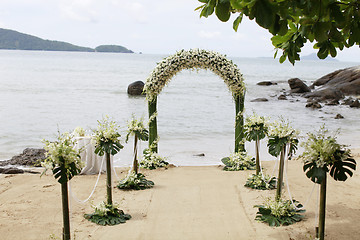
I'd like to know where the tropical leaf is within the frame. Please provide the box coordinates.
[303,162,327,184]
[329,154,356,181]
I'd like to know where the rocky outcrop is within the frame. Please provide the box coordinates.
[0,167,40,174]
[127,81,145,96]
[288,78,311,93]
[311,66,360,96]
[0,148,46,167]
[250,98,268,102]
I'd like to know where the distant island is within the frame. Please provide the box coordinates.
[0,28,134,53]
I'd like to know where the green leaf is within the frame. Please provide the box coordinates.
[233,14,243,32]
[215,1,231,22]
[253,0,275,30]
[329,155,356,181]
[303,162,327,184]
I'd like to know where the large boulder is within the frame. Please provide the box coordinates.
[311,66,360,96]
[127,81,145,96]
[288,78,311,93]
[0,148,46,167]
[304,88,344,101]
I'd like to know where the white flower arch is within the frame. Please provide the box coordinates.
[144,49,246,154]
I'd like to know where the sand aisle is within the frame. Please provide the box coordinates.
[0,154,359,240]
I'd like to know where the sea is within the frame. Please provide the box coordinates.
[0,50,359,167]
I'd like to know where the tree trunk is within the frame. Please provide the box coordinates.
[61,182,70,240]
[133,135,138,174]
[255,136,260,175]
[276,145,286,201]
[106,152,112,205]
[318,174,327,240]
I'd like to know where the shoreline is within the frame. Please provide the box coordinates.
[0,152,359,240]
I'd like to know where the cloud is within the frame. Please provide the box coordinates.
[198,30,221,39]
[58,0,99,23]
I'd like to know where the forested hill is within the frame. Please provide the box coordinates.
[0,28,133,53]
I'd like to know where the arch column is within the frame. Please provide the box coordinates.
[148,97,158,153]
[234,93,245,153]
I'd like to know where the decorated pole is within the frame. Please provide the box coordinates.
[148,97,158,153]
[133,135,139,174]
[105,152,112,205]
[276,146,286,201]
[299,126,356,239]
[318,174,327,240]
[41,132,83,240]
[255,136,260,175]
[61,181,71,240]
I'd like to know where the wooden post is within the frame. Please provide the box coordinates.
[148,97,158,153]
[133,135,138,174]
[255,136,260,175]
[61,182,70,240]
[234,93,245,153]
[318,174,327,240]
[106,152,112,205]
[276,145,286,201]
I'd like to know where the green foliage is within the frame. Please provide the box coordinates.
[0,28,94,52]
[117,172,154,190]
[255,198,305,227]
[267,118,299,158]
[84,202,131,226]
[299,126,356,183]
[41,131,83,184]
[140,148,169,170]
[95,45,133,53]
[221,152,256,171]
[197,0,360,64]
[245,173,276,190]
[92,116,124,156]
[125,116,149,143]
[244,113,269,142]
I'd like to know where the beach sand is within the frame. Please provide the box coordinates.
[0,149,359,240]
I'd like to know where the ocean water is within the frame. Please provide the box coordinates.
[0,50,359,166]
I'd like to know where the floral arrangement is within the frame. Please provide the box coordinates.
[255,197,305,226]
[125,115,149,143]
[72,127,86,137]
[221,152,256,171]
[140,148,169,170]
[117,171,154,190]
[92,115,123,156]
[143,49,245,101]
[267,118,299,158]
[298,126,356,183]
[42,132,84,184]
[84,201,131,226]
[244,113,269,141]
[245,173,276,190]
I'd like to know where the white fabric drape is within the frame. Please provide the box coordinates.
[74,136,107,175]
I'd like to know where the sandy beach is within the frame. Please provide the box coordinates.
[0,149,359,240]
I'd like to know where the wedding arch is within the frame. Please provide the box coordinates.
[144,49,246,154]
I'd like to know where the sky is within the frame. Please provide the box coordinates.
[1,0,360,62]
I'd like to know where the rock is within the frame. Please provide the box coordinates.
[311,66,360,96]
[193,153,205,157]
[306,101,322,109]
[0,148,46,167]
[304,88,344,101]
[0,167,40,174]
[350,99,360,108]
[278,94,287,100]
[288,78,311,93]
[127,81,145,95]
[325,99,339,105]
[335,114,344,119]
[250,98,268,102]
[257,81,277,86]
